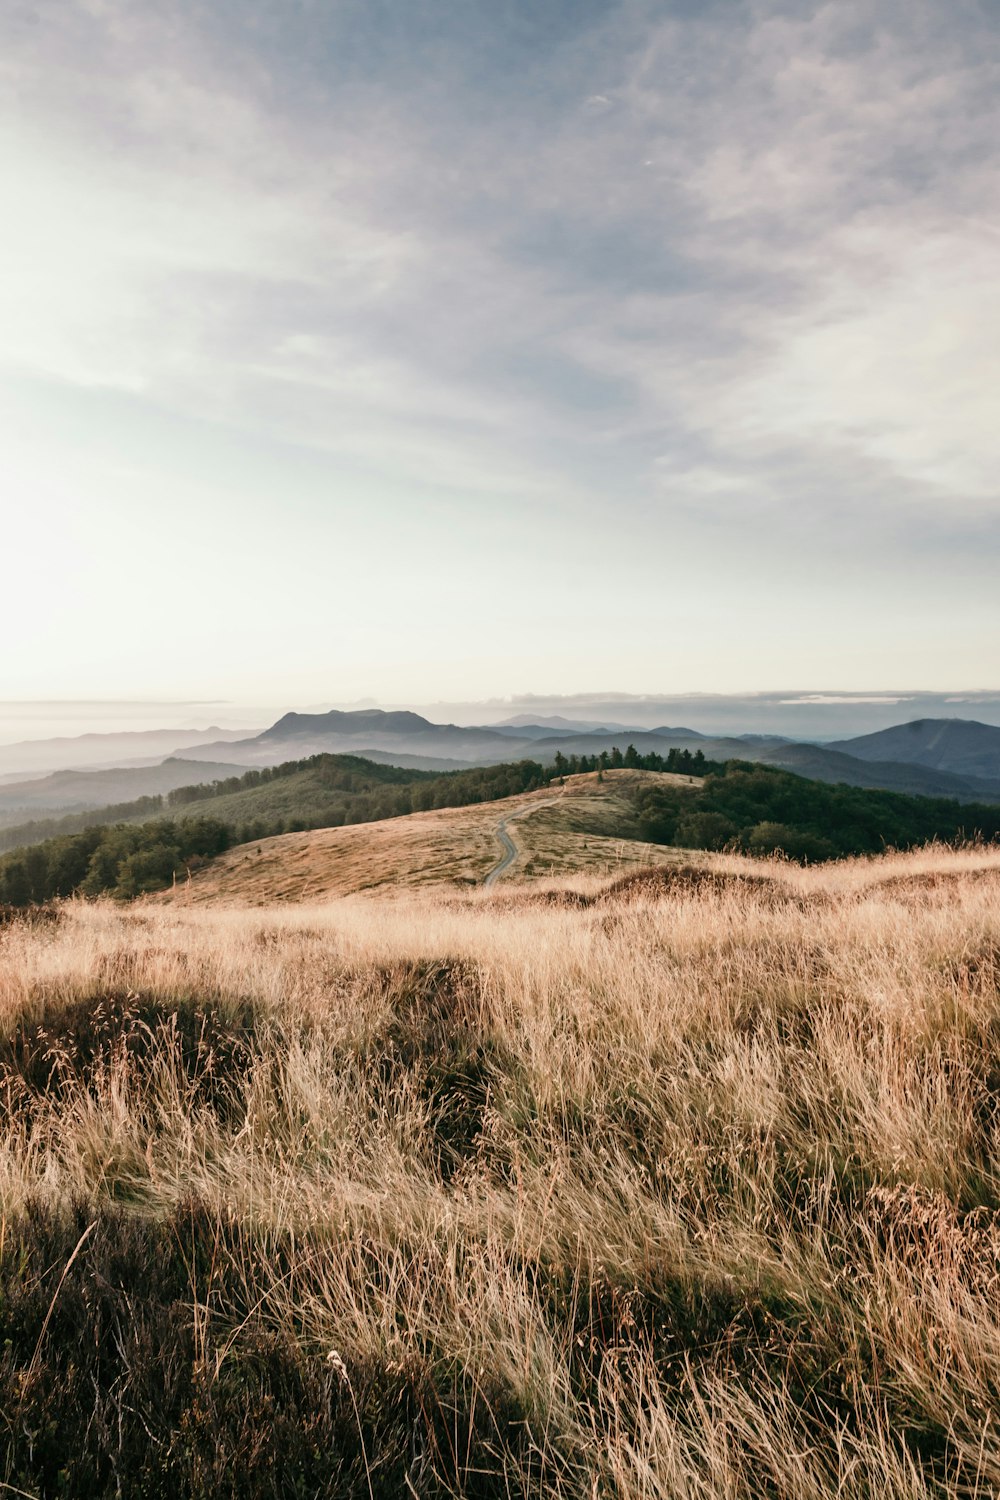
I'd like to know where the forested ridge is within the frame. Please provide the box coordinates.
[0,756,551,905]
[0,746,714,857]
[0,755,545,856]
[0,817,233,905]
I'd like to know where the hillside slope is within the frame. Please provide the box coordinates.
[160,770,698,904]
[0,725,253,779]
[177,707,1000,801]
[0,758,244,822]
[756,741,1000,800]
[184,707,527,766]
[834,717,1000,779]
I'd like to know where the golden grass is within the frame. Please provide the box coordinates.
[157,769,698,904]
[3,842,1000,1493]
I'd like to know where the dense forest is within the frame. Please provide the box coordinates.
[0,817,232,905]
[632,761,1000,860]
[3,748,1000,908]
[0,797,167,855]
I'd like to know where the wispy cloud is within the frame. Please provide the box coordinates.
[1,0,997,698]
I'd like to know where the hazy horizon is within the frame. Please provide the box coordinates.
[4,687,1000,754]
[3,0,998,702]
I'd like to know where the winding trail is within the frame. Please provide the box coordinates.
[484,818,519,887]
[483,796,563,887]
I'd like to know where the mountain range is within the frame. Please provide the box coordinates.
[0,709,999,825]
[0,726,252,780]
[830,718,1000,781]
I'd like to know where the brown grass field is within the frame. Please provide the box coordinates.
[159,769,700,904]
[3,808,1000,1495]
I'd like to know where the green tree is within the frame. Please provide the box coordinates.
[674,811,738,851]
[114,843,182,898]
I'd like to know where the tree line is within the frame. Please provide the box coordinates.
[552,746,715,776]
[0,818,232,906]
[0,796,166,855]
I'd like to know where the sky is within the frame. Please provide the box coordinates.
[2,0,998,715]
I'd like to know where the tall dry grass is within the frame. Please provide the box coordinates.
[1,846,1000,1495]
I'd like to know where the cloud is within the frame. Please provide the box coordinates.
[5,0,998,524]
[1,0,997,699]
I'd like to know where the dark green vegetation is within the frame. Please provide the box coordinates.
[632,761,1000,860]
[0,818,233,904]
[551,745,712,776]
[0,796,168,854]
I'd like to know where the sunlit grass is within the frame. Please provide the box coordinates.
[2,843,1000,1494]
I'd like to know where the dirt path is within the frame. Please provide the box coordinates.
[483,796,562,886]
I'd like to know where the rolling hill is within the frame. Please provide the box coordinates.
[12,703,1000,818]
[183,708,525,765]
[754,741,1000,801]
[178,707,764,771]
[158,769,697,904]
[9,739,1000,919]
[0,758,245,823]
[5,707,1000,876]
[0,725,254,779]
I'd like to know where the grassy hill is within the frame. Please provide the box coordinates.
[156,759,1000,908]
[3,844,1000,1495]
[158,769,698,904]
[757,740,1000,801]
[165,752,438,834]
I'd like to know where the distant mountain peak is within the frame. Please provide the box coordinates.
[832,717,1000,780]
[258,708,435,740]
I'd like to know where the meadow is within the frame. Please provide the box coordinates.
[2,843,1000,1495]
